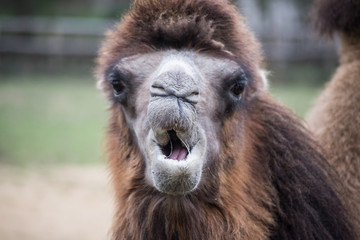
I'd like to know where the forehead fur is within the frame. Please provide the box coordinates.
[97,0,263,78]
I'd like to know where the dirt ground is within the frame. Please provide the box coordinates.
[0,165,114,240]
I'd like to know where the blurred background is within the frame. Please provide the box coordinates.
[0,0,339,239]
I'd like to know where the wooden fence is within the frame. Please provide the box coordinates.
[0,1,339,75]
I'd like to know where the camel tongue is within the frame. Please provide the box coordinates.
[169,143,188,161]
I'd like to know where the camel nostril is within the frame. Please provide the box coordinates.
[150,85,199,104]
[151,84,164,90]
[151,70,200,102]
[150,84,168,97]
[183,91,199,104]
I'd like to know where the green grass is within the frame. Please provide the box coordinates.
[270,84,322,118]
[0,75,107,165]
[0,75,322,166]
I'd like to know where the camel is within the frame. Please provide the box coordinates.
[307,0,360,235]
[96,0,357,239]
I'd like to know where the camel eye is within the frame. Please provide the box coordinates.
[227,69,248,101]
[228,78,247,101]
[109,72,125,95]
[111,80,125,95]
[230,82,245,98]
[108,69,130,98]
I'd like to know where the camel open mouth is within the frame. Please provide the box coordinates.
[148,127,206,194]
[161,130,190,161]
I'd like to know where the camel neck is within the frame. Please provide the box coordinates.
[340,34,360,64]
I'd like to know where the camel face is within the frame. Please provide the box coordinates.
[106,50,247,195]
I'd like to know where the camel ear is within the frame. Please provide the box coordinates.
[258,69,269,92]
[247,69,269,99]
[96,75,106,92]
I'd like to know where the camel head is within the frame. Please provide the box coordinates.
[96,0,266,196]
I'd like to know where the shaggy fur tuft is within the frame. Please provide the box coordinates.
[96,0,263,86]
[312,0,360,37]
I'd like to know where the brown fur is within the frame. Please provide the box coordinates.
[312,0,360,37]
[106,93,356,240]
[97,0,263,88]
[96,0,357,239]
[307,0,360,235]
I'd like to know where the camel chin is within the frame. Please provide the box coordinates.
[146,127,207,195]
